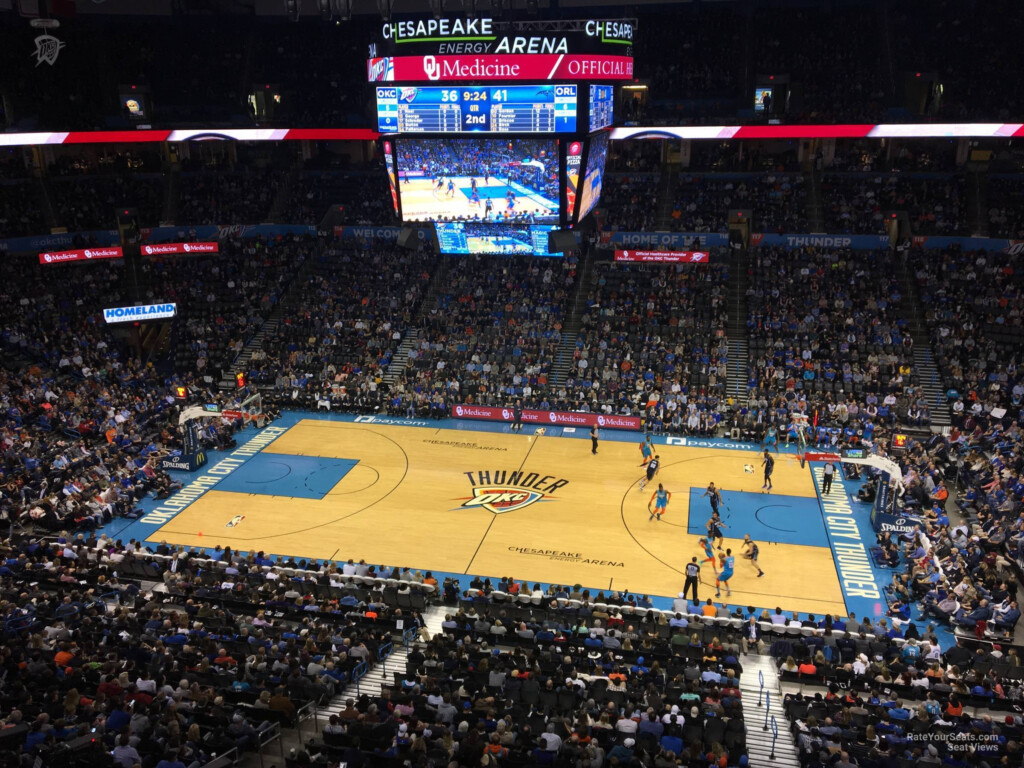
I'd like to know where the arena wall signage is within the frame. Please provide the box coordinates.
[372,18,633,57]
[368,54,634,83]
[102,303,177,323]
[453,404,641,431]
[141,242,219,255]
[614,250,709,263]
[38,246,123,264]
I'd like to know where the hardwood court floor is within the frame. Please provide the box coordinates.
[148,420,847,615]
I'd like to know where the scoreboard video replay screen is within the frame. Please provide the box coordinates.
[371,17,627,256]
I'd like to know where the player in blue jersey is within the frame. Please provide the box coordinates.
[470,188,481,207]
[639,434,654,466]
[716,549,735,598]
[761,425,779,453]
[447,178,456,198]
[648,484,671,521]
[699,537,718,575]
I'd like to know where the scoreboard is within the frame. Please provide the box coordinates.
[589,85,614,132]
[377,85,577,134]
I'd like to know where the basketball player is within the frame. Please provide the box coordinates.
[706,511,727,551]
[716,549,735,598]
[447,178,456,198]
[761,449,775,493]
[470,177,478,193]
[484,198,494,220]
[435,177,445,192]
[648,483,671,521]
[761,425,780,454]
[703,482,722,516]
[638,434,654,466]
[699,537,718,575]
[470,188,481,207]
[590,425,599,454]
[506,191,516,215]
[741,534,765,577]
[638,454,660,491]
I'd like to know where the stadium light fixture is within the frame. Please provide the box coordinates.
[378,0,392,22]
[319,0,331,20]
[465,0,478,19]
[490,0,502,18]
[285,0,301,21]
[430,0,445,19]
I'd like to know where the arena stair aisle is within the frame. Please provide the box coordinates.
[739,653,801,768]
[655,161,681,229]
[383,328,420,386]
[726,247,750,401]
[894,258,950,429]
[320,605,448,717]
[913,346,951,429]
[804,170,825,233]
[551,246,595,386]
[162,164,181,224]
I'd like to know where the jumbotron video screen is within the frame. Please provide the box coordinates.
[395,137,560,224]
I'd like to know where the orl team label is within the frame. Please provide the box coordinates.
[458,470,568,514]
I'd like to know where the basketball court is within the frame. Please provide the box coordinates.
[399,175,559,222]
[140,418,853,617]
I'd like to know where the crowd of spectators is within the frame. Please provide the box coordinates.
[48,175,165,232]
[246,240,432,413]
[575,259,730,433]
[912,247,1023,421]
[742,246,926,444]
[283,166,397,226]
[666,174,807,234]
[987,176,1024,239]
[822,174,965,235]
[144,234,310,378]
[0,531,419,766]
[177,169,283,227]
[386,254,573,418]
[0,181,49,238]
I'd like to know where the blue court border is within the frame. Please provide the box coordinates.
[97,410,936,642]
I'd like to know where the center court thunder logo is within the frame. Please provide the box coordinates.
[457,470,569,514]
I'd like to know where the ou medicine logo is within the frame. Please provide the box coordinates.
[597,415,606,427]
[501,409,511,420]
[83,250,93,259]
[43,253,53,263]
[455,405,464,417]
[548,412,557,423]
[423,55,441,81]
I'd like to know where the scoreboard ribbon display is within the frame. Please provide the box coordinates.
[615,250,710,263]
[377,85,577,134]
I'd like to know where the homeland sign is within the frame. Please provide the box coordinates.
[103,303,178,323]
